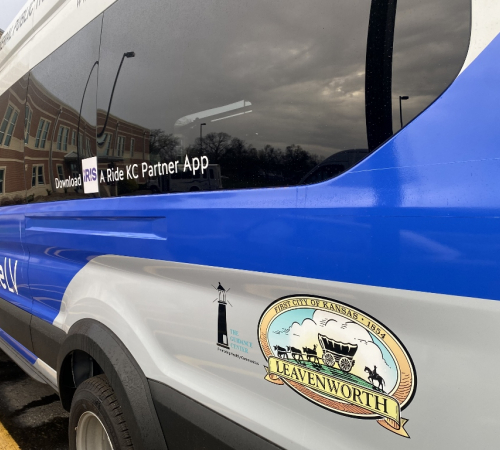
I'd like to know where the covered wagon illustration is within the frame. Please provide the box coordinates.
[318,333,358,372]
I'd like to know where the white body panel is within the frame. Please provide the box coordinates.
[460,0,500,73]
[54,255,500,449]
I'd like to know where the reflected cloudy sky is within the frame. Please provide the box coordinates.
[36,0,469,159]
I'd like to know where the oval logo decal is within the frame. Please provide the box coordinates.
[258,296,416,437]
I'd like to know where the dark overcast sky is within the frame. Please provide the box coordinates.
[31,0,470,158]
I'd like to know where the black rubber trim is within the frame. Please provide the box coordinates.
[149,379,284,450]
[0,296,33,352]
[365,0,397,150]
[30,316,66,370]
[57,319,168,450]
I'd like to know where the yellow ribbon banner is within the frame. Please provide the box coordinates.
[266,356,402,427]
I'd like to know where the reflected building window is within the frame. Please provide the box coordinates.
[40,121,50,149]
[0,106,14,145]
[3,110,18,147]
[32,165,45,187]
[117,135,125,157]
[63,127,69,151]
[0,76,28,205]
[57,126,70,151]
[34,119,44,148]
[35,119,51,149]
[0,105,19,147]
[56,126,63,150]
[0,168,5,194]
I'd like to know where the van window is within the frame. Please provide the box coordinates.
[24,16,102,203]
[0,76,28,205]
[95,0,469,195]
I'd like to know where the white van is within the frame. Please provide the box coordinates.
[1,0,497,449]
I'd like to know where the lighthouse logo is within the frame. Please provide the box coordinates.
[258,295,417,438]
[213,282,232,348]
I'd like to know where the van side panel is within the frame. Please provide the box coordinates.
[1,0,497,448]
[21,31,500,449]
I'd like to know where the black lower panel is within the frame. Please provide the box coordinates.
[0,296,33,352]
[31,316,66,369]
[149,380,283,450]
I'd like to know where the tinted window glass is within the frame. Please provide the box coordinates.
[24,16,101,203]
[97,0,470,196]
[0,75,28,205]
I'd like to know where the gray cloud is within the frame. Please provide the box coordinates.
[34,0,470,158]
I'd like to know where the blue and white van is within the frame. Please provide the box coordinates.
[0,0,499,448]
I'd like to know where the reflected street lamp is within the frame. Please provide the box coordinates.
[97,51,135,139]
[200,122,206,153]
[399,96,409,129]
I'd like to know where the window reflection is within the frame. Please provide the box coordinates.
[0,0,471,205]
[21,16,101,203]
[299,149,370,185]
[0,76,28,205]
[95,0,469,198]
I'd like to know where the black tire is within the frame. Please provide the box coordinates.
[69,374,134,450]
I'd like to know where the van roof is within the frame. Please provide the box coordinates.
[0,0,117,97]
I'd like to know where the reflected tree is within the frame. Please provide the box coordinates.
[184,131,322,188]
[149,129,180,162]
[282,145,321,185]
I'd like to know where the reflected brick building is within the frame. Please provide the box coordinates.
[0,75,27,204]
[0,74,150,204]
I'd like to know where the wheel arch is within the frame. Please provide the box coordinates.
[57,318,168,450]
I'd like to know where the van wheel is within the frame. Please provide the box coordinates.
[69,374,133,450]
[189,186,200,192]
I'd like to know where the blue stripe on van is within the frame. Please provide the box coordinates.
[23,32,500,325]
[0,328,38,365]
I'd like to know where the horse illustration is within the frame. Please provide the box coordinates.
[302,344,320,364]
[274,345,288,359]
[364,366,385,392]
[287,346,303,361]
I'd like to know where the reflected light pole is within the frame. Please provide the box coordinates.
[49,108,63,193]
[399,95,409,129]
[200,122,206,153]
[77,60,98,160]
[97,51,135,139]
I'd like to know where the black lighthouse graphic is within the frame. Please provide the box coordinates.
[213,282,231,348]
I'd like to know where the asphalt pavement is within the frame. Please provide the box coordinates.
[0,350,69,450]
